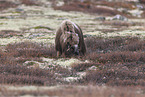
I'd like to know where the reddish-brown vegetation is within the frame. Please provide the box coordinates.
[96,1,136,10]
[0,42,56,65]
[0,41,75,85]
[79,63,145,86]
[0,0,145,88]
[0,0,40,11]
[0,1,17,11]
[53,1,137,17]
[142,11,145,18]
[5,41,56,58]
[70,36,145,86]
[1,35,145,87]
[85,36,145,63]
[0,64,54,85]
[2,85,145,97]
[21,0,40,6]
[54,2,123,16]
[139,0,145,3]
[0,30,23,38]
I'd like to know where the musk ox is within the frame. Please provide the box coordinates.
[55,20,86,57]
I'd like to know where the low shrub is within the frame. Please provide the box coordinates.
[5,41,56,58]
[0,1,17,11]
[0,64,54,85]
[78,63,145,86]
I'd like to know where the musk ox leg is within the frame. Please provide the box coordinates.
[61,52,66,58]
[57,51,61,58]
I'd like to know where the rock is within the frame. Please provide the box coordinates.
[23,61,41,69]
[112,14,128,21]
[15,8,24,12]
[83,34,94,38]
[94,17,106,21]
[88,66,97,70]
[28,33,44,39]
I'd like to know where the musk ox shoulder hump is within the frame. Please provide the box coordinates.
[60,20,79,33]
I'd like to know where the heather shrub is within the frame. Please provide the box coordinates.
[78,63,145,86]
[85,36,145,63]
[85,36,141,53]
[0,63,72,85]
[0,30,23,38]
[96,1,136,10]
[5,41,56,58]
[86,51,143,63]
[0,1,17,11]
[0,64,54,85]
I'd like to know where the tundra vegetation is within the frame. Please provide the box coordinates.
[0,0,145,97]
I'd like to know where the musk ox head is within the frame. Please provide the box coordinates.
[60,31,79,56]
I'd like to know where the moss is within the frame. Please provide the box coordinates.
[33,26,52,30]
[42,57,85,67]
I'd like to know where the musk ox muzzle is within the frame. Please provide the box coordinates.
[66,43,79,55]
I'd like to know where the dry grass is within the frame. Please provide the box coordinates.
[99,21,144,33]
[101,21,131,28]
[1,85,145,97]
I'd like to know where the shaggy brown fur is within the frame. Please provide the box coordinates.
[55,20,86,57]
